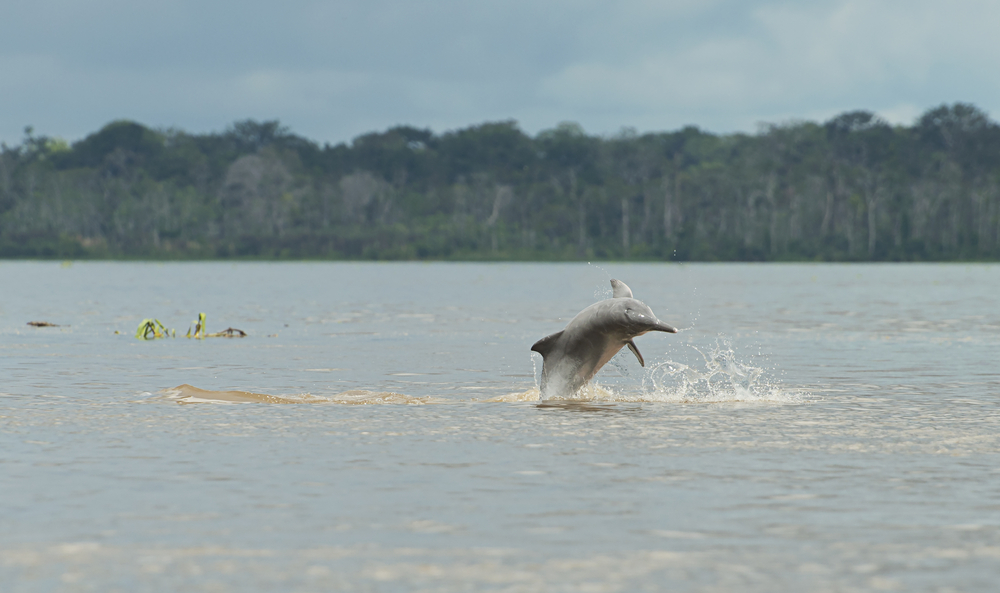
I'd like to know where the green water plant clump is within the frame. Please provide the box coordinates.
[132,313,245,340]
[136,318,173,340]
[187,312,207,339]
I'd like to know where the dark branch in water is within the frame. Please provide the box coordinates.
[208,327,247,338]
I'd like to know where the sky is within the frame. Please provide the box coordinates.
[2,0,999,146]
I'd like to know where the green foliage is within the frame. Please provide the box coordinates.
[56,120,165,170]
[187,312,206,338]
[136,318,172,339]
[4,106,1000,261]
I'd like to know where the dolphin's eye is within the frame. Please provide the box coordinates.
[625,309,649,323]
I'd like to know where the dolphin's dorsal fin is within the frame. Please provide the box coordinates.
[611,279,633,298]
[626,339,645,367]
[531,331,564,358]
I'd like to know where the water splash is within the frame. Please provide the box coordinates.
[545,383,620,402]
[635,340,802,403]
[587,262,614,300]
[535,340,800,404]
[608,349,634,377]
[153,340,801,406]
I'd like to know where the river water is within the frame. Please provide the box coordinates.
[2,261,999,592]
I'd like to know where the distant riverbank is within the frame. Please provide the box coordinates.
[4,103,1000,262]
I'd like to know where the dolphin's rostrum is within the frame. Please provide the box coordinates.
[531,279,678,399]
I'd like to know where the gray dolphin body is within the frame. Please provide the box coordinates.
[531,279,678,399]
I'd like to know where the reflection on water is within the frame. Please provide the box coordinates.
[535,400,641,413]
[3,262,1000,592]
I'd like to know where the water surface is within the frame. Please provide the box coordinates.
[3,262,999,592]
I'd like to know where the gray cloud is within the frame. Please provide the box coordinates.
[2,0,998,145]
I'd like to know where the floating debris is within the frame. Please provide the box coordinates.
[208,327,247,338]
[187,313,246,338]
[136,319,173,340]
[27,321,60,327]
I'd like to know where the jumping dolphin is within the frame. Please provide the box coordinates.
[531,279,678,399]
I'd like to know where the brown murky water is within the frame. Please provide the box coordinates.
[3,262,1000,592]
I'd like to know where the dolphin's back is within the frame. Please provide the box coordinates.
[532,306,620,397]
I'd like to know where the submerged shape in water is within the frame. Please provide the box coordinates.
[159,384,431,405]
[531,279,678,399]
[161,384,324,404]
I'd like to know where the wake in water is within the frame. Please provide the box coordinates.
[157,384,433,405]
[152,340,800,405]
[537,339,802,404]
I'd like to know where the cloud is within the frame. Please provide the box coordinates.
[535,0,1000,132]
[2,0,1000,143]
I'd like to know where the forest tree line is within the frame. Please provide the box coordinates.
[2,103,1000,261]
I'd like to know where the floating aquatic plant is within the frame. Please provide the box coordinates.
[186,312,207,339]
[136,319,173,340]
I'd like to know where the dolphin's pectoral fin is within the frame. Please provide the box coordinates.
[626,339,645,366]
[611,279,633,299]
[531,331,564,358]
